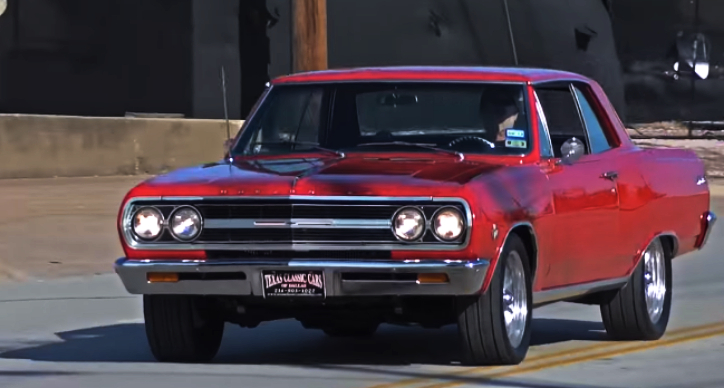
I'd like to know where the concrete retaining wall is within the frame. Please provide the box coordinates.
[0,114,243,179]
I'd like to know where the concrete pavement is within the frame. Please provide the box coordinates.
[0,221,721,387]
[0,175,150,281]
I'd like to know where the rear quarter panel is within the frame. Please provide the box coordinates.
[624,146,709,260]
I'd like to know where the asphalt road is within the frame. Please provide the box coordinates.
[0,189,722,387]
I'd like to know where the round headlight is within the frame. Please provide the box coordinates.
[393,207,426,241]
[169,207,202,241]
[432,207,464,241]
[132,207,163,240]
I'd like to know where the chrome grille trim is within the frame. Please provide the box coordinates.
[204,218,391,229]
[121,196,472,251]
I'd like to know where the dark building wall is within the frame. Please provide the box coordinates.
[326,0,514,67]
[0,0,192,117]
[611,0,724,122]
[0,0,723,124]
[324,0,625,119]
[191,0,241,120]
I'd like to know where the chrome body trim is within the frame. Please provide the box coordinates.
[120,196,473,251]
[699,211,717,248]
[204,218,391,229]
[632,231,680,268]
[114,257,490,296]
[495,222,539,286]
[532,276,629,306]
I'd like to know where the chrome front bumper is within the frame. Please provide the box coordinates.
[114,257,490,297]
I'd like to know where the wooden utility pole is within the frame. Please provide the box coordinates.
[292,0,328,73]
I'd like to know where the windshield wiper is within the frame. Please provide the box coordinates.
[245,141,345,158]
[352,141,464,160]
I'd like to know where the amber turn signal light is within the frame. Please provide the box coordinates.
[147,272,179,283]
[417,273,449,284]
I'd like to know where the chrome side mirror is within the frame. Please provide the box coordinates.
[560,137,585,165]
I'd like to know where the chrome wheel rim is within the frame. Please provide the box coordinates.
[502,251,528,348]
[643,240,667,324]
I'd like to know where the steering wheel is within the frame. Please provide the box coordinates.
[448,136,496,150]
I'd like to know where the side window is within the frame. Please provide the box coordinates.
[534,92,554,158]
[534,86,589,157]
[572,86,613,154]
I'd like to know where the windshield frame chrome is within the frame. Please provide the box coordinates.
[229,80,535,159]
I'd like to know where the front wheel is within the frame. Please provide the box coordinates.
[144,295,225,363]
[600,237,672,340]
[456,233,533,365]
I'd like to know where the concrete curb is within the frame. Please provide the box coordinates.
[709,183,724,197]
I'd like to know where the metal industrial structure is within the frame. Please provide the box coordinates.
[0,0,721,125]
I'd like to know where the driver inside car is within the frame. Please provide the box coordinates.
[479,86,525,146]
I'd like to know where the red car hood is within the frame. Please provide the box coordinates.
[131,155,504,197]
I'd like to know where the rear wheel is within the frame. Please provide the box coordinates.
[456,233,533,365]
[600,237,672,340]
[144,295,225,363]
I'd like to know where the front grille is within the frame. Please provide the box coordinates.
[125,197,469,249]
[205,250,392,260]
[197,228,396,243]
[197,204,397,220]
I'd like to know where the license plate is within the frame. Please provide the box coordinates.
[261,270,326,297]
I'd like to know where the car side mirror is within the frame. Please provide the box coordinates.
[559,137,585,165]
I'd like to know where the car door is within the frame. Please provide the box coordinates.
[569,83,639,279]
[534,82,621,288]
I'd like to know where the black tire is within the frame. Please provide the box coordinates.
[322,322,379,338]
[456,233,533,366]
[144,295,225,363]
[600,237,672,340]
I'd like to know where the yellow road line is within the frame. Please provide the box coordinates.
[419,324,724,388]
[364,321,724,388]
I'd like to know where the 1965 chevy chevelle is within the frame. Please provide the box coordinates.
[114,66,716,365]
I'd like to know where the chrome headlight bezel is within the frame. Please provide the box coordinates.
[131,206,165,241]
[431,206,465,242]
[392,206,426,242]
[168,206,203,242]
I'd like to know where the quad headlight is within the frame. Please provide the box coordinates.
[132,207,164,240]
[169,206,203,241]
[392,207,426,241]
[432,207,464,241]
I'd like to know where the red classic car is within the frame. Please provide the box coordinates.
[114,66,715,365]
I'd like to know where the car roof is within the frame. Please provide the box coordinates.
[272,66,590,85]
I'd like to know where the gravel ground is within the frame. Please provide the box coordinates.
[627,123,724,179]
[632,138,724,178]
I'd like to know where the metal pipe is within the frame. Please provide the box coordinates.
[502,0,519,66]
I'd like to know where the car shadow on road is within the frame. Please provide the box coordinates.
[0,317,608,365]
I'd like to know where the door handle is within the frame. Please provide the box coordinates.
[601,171,618,180]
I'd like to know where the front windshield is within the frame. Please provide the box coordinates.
[231,82,531,157]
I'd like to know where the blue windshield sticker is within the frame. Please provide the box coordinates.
[506,129,526,139]
[505,139,527,148]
